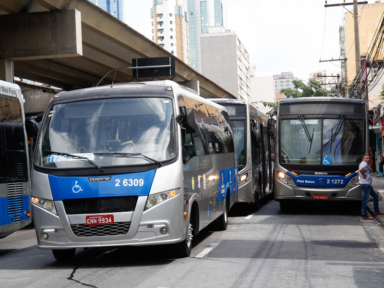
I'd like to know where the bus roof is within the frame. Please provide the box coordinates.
[50,80,228,111]
[279,97,365,105]
[0,80,21,99]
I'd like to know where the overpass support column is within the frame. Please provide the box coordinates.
[0,59,13,82]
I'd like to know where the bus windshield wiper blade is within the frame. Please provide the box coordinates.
[46,150,103,172]
[298,115,314,154]
[94,152,162,167]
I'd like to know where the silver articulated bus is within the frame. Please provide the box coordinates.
[274,97,368,209]
[31,80,238,261]
[0,80,32,239]
[210,99,273,206]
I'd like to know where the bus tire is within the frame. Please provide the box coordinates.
[52,248,76,262]
[174,213,194,258]
[216,197,228,231]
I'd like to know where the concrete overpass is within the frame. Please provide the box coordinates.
[0,0,236,99]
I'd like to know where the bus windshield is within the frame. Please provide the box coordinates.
[280,118,364,165]
[34,98,176,169]
[230,120,246,168]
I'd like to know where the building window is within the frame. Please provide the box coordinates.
[158,14,163,19]
[170,13,172,17]
[170,21,173,24]
[160,44,164,48]
[280,80,284,83]
[159,29,164,34]
[159,22,163,27]
[286,80,289,82]
[170,28,173,32]
[171,43,174,47]
[170,36,173,39]
[171,51,174,54]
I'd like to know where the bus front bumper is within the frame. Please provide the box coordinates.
[274,179,362,201]
[33,195,188,250]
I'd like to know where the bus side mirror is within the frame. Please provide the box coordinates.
[181,128,186,147]
[25,119,39,138]
[269,110,276,118]
[176,107,196,134]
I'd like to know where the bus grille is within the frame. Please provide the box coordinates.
[71,222,130,237]
[7,196,24,216]
[7,183,24,197]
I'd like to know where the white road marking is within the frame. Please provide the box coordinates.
[195,243,218,259]
[245,213,255,219]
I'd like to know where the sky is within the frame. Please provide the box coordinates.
[123,0,380,81]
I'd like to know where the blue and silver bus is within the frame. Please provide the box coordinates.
[274,97,367,209]
[0,80,32,239]
[31,81,238,261]
[210,99,273,206]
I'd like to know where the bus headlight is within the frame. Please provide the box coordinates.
[239,173,248,183]
[276,170,294,185]
[145,189,180,211]
[347,176,359,187]
[31,197,57,215]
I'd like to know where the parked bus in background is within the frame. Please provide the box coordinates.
[31,80,238,261]
[0,80,32,239]
[210,99,274,207]
[274,97,367,210]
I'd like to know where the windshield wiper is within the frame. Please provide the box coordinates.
[298,114,315,154]
[46,150,103,172]
[323,115,346,151]
[94,152,162,167]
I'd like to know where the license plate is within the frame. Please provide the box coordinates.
[313,194,329,200]
[86,215,114,225]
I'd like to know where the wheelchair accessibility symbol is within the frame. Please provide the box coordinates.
[322,157,331,165]
[72,181,83,193]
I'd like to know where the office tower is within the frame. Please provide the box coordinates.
[89,0,124,21]
[151,0,190,65]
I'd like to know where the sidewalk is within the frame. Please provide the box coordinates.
[369,173,384,225]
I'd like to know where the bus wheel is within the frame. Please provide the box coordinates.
[174,221,193,258]
[216,198,228,231]
[52,248,76,262]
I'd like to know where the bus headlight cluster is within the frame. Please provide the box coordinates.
[277,170,294,185]
[239,173,248,183]
[145,189,180,210]
[347,176,359,187]
[31,197,57,215]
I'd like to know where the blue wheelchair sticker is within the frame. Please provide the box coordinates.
[322,157,331,165]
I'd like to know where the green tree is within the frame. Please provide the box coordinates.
[263,102,278,110]
[280,79,329,98]
[381,84,384,99]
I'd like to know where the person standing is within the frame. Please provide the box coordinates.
[378,151,384,176]
[359,154,384,220]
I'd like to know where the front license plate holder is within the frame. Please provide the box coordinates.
[86,214,114,225]
[313,194,329,200]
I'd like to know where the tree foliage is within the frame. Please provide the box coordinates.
[279,79,329,98]
[381,84,384,99]
[263,102,278,110]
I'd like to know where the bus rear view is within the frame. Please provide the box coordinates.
[274,98,367,209]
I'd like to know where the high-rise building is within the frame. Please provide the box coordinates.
[200,28,251,100]
[151,0,190,65]
[188,0,225,72]
[89,0,124,21]
[273,72,296,93]
[250,70,275,110]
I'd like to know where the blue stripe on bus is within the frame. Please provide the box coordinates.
[286,172,356,188]
[217,166,238,202]
[0,195,30,226]
[48,170,157,201]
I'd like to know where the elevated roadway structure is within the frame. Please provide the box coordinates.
[0,0,236,99]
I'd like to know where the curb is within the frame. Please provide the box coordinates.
[367,202,384,228]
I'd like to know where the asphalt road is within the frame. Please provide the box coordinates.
[2,198,384,288]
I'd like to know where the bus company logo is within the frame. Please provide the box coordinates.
[88,176,112,182]
[315,172,328,175]
[319,178,324,185]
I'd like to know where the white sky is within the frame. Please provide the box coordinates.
[123,0,380,80]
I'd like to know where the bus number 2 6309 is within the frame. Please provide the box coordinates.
[115,179,144,187]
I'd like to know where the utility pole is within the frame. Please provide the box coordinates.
[353,0,361,91]
[324,1,368,99]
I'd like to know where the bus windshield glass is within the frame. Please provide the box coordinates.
[280,118,364,165]
[34,98,176,169]
[231,120,246,168]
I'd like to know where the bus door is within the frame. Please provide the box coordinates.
[260,124,268,195]
[250,119,259,195]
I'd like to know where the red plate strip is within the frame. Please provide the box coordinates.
[86,215,114,225]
